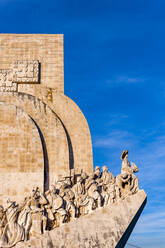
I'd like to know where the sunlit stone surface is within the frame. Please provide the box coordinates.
[0,34,146,248]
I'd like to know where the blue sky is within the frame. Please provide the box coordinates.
[0,0,165,247]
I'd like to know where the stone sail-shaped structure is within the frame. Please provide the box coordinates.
[0,34,93,203]
[0,34,146,248]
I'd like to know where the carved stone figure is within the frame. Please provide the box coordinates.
[101,166,115,185]
[0,206,6,237]
[45,185,67,228]
[85,173,102,208]
[1,200,24,247]
[116,150,139,197]
[129,163,139,194]
[81,172,88,185]
[93,166,101,181]
[72,176,94,215]
[29,187,47,236]
[108,182,116,204]
[18,197,32,241]
[101,166,116,205]
[93,166,103,194]
[115,184,121,201]
[116,173,131,198]
[58,179,76,220]
[121,150,134,174]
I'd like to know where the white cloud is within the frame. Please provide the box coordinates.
[105,113,129,127]
[116,76,145,83]
[106,75,146,85]
[94,125,165,183]
[93,130,137,149]
[134,211,165,234]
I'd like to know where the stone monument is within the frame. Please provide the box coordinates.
[0,34,146,248]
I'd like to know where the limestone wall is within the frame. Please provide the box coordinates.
[0,34,64,92]
[0,34,93,201]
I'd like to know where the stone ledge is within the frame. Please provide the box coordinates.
[16,190,147,248]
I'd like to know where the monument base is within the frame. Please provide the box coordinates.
[16,190,146,248]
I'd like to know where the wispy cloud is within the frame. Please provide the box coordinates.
[94,124,165,246]
[134,211,165,234]
[106,75,146,85]
[105,113,129,127]
[94,124,165,181]
[93,127,165,245]
[127,209,165,247]
[93,130,137,150]
[117,76,146,83]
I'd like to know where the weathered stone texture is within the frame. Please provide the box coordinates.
[0,34,64,92]
[13,60,39,83]
[0,34,93,202]
[15,190,147,248]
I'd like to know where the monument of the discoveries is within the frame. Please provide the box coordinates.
[0,34,146,248]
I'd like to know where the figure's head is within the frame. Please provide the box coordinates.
[121,173,128,179]
[50,185,56,193]
[32,187,40,197]
[95,166,100,171]
[102,166,108,172]
[94,166,100,176]
[32,186,39,192]
[6,200,17,209]
[131,162,139,173]
[89,173,94,179]
[77,176,82,183]
[81,172,87,180]
[121,150,128,160]
[32,187,39,195]
[65,178,71,186]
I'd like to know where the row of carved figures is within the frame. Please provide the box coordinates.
[0,150,139,247]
